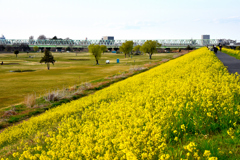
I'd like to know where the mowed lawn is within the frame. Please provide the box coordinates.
[0,52,177,109]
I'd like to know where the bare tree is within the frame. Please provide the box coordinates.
[29,36,34,40]
[37,35,47,40]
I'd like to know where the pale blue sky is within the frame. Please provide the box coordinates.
[0,0,239,40]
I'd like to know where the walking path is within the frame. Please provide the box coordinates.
[216,51,240,74]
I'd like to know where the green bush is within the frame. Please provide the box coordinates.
[8,115,25,123]
[236,46,240,50]
[186,45,192,50]
[72,95,80,100]
[66,47,71,51]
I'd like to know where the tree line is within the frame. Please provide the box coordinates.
[0,44,30,52]
[5,40,163,70]
[88,40,161,65]
[38,40,161,70]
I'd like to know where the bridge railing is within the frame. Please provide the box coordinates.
[0,39,219,47]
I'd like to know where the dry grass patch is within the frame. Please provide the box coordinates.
[24,95,36,108]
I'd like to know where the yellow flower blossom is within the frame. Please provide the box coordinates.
[203,150,211,157]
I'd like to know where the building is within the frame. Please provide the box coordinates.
[201,35,210,40]
[101,36,114,45]
[0,35,5,39]
[201,35,210,45]
[102,36,114,41]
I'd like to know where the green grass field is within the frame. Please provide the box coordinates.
[0,51,177,109]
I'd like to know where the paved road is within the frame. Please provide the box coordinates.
[216,51,240,74]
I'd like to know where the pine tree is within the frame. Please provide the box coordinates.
[40,49,55,70]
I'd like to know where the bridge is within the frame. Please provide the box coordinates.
[0,39,219,48]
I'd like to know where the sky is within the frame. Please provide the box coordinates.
[0,0,240,40]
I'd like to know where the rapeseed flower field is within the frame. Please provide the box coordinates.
[0,48,239,159]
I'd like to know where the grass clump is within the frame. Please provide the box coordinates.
[24,94,36,108]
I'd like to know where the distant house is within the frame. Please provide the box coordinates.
[0,35,6,39]
[102,36,114,41]
[102,36,114,45]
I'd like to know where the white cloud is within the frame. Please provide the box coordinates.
[210,16,240,24]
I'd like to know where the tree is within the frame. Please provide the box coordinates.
[14,50,19,58]
[66,47,71,52]
[52,36,58,40]
[29,36,34,45]
[33,46,39,52]
[75,48,80,56]
[19,43,30,52]
[133,45,141,55]
[5,46,13,52]
[186,45,192,52]
[88,44,102,65]
[37,35,47,40]
[0,45,5,51]
[40,49,55,70]
[29,36,34,40]
[140,40,161,59]
[100,45,107,54]
[119,41,133,58]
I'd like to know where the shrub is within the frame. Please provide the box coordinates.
[46,93,60,102]
[236,46,240,50]
[66,47,71,51]
[7,115,25,123]
[33,46,39,52]
[3,108,17,117]
[186,45,192,50]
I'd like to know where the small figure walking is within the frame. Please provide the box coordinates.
[213,45,218,54]
[1,61,3,65]
[219,44,222,51]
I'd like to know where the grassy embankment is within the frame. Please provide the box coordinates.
[221,48,240,59]
[0,48,239,159]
